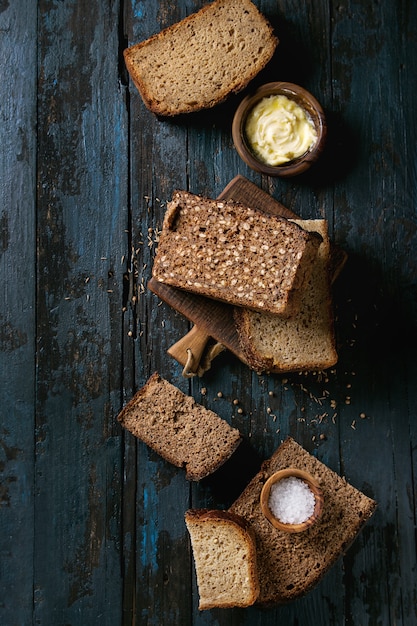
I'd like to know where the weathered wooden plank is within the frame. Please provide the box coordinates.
[124,1,195,623]
[0,2,37,624]
[330,1,417,625]
[34,0,128,623]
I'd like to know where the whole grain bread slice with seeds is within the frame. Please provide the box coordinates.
[152,190,322,317]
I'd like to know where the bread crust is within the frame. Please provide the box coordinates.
[123,0,278,116]
[185,507,254,533]
[233,309,275,372]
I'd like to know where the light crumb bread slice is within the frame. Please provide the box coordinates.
[152,191,322,316]
[229,437,377,605]
[123,0,278,116]
[234,219,338,373]
[185,509,260,609]
[117,373,241,480]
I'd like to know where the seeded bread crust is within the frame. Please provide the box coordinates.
[117,372,241,480]
[123,0,278,116]
[185,509,260,609]
[152,191,322,316]
[229,437,377,605]
[234,219,338,373]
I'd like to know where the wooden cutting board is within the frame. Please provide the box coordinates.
[148,175,347,375]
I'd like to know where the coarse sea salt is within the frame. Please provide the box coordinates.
[268,476,315,524]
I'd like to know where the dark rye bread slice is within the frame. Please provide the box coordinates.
[123,0,278,116]
[229,437,376,605]
[185,509,260,609]
[234,219,338,373]
[118,373,241,480]
[152,191,322,316]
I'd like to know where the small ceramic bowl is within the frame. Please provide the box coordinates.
[260,468,324,533]
[232,82,327,177]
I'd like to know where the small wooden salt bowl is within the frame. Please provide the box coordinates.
[260,468,324,533]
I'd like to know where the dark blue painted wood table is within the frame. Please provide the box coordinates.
[1,1,416,624]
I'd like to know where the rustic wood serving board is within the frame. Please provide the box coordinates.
[148,175,347,374]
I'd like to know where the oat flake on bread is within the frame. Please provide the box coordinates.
[123,0,278,116]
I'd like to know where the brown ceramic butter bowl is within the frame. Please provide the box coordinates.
[232,82,327,177]
[260,468,324,533]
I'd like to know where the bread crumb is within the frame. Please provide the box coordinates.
[217,391,223,398]
[201,388,207,396]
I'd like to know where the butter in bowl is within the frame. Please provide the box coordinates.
[232,82,327,177]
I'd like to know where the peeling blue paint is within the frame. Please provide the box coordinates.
[133,2,144,20]
[141,484,158,571]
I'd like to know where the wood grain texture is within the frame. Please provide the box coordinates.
[1,0,416,624]
[0,3,37,624]
[33,0,128,623]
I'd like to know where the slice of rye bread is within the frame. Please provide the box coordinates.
[234,219,338,373]
[152,191,322,316]
[229,437,377,605]
[185,509,260,610]
[117,372,241,481]
[123,0,278,116]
